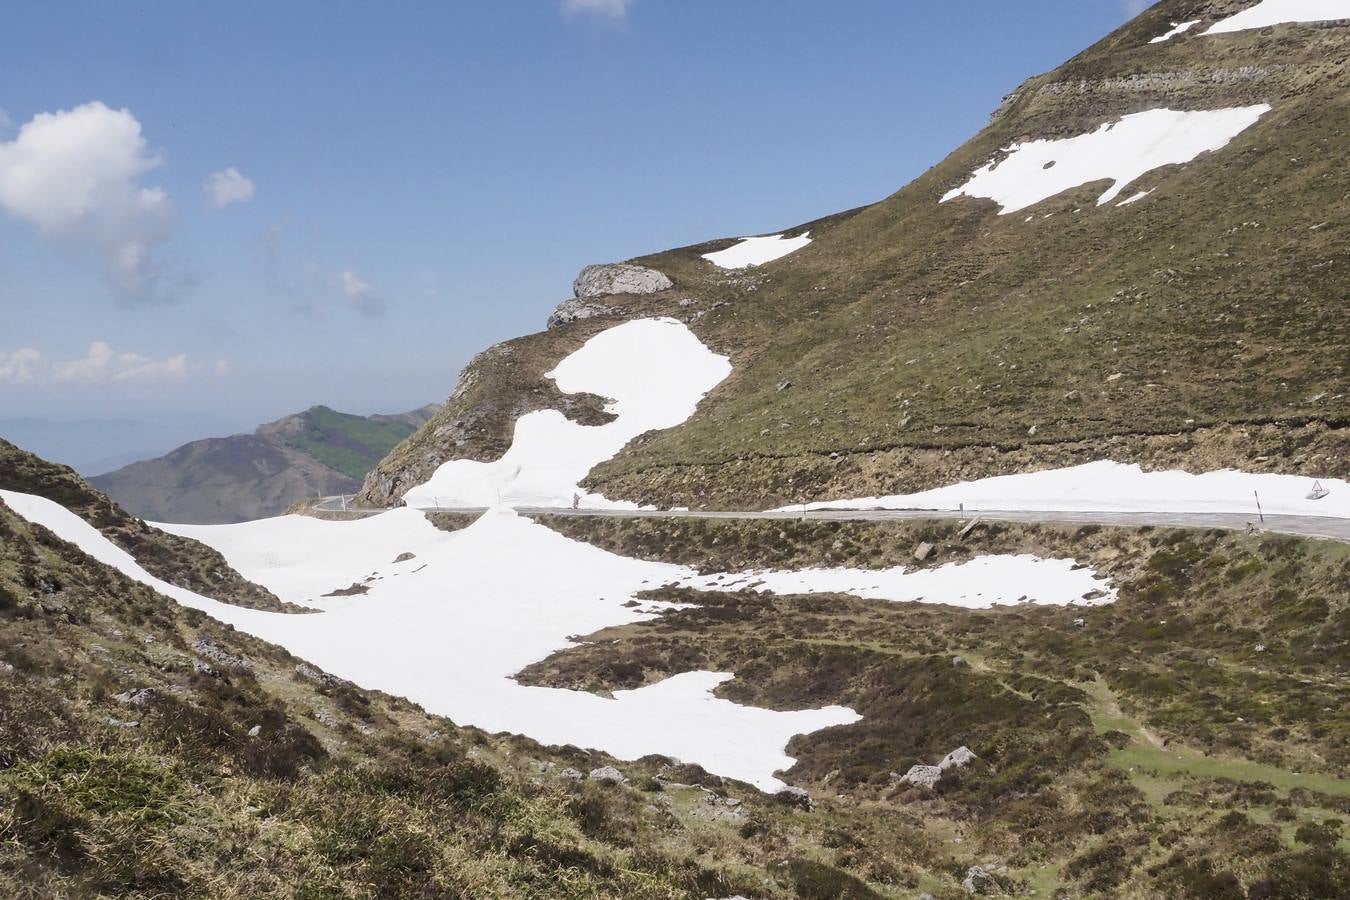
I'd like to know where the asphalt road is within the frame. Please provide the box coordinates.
[311,496,1350,542]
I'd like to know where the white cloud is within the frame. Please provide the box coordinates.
[0,348,44,384]
[0,102,176,302]
[339,269,387,316]
[51,342,188,384]
[1,342,206,386]
[562,0,633,19]
[204,166,255,209]
[214,358,230,378]
[0,108,10,129]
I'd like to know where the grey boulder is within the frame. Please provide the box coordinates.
[573,263,673,298]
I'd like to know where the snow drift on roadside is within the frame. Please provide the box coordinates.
[1204,0,1350,34]
[402,318,730,510]
[784,461,1349,519]
[940,105,1270,214]
[702,233,812,269]
[679,554,1116,609]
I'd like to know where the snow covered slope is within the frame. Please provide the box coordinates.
[1205,0,1350,34]
[403,318,730,510]
[787,462,1348,518]
[702,233,813,269]
[940,106,1270,214]
[10,487,849,790]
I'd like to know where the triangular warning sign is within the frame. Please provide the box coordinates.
[1307,480,1330,501]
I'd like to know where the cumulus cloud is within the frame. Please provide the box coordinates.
[0,342,199,385]
[0,348,44,384]
[52,342,189,383]
[204,166,255,208]
[0,102,177,302]
[339,269,387,316]
[562,0,633,19]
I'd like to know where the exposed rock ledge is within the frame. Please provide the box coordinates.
[547,263,674,329]
[572,263,673,299]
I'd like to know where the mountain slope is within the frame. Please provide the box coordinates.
[93,404,437,524]
[0,439,289,612]
[360,0,1348,510]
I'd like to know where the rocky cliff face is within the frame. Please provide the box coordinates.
[363,0,1349,510]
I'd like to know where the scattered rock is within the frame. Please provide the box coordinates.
[547,298,618,329]
[1206,656,1219,667]
[559,767,584,781]
[588,766,627,785]
[963,864,1000,894]
[393,551,416,563]
[192,659,217,676]
[1106,372,1124,382]
[192,638,251,672]
[0,661,14,676]
[939,746,978,771]
[776,379,793,392]
[1073,617,1086,628]
[774,786,813,810]
[248,724,262,737]
[112,688,155,708]
[899,765,943,788]
[296,662,346,687]
[913,542,936,562]
[573,263,673,298]
[106,718,140,729]
[951,655,970,668]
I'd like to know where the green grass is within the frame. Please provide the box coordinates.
[284,406,418,480]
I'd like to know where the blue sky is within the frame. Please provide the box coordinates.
[0,0,1144,462]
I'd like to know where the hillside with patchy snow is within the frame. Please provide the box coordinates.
[361,0,1348,514]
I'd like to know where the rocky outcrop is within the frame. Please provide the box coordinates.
[572,263,673,299]
[940,746,978,771]
[547,298,618,330]
[899,764,943,788]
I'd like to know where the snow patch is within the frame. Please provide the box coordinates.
[8,488,855,791]
[702,233,811,269]
[1150,20,1200,43]
[1117,189,1153,207]
[402,318,730,510]
[679,554,1116,609]
[940,106,1270,215]
[1204,0,1350,34]
[783,462,1350,519]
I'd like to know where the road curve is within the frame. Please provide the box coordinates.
[310,496,1350,543]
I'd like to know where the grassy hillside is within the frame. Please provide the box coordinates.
[4,445,1346,896]
[0,439,288,612]
[273,405,427,481]
[361,0,1348,509]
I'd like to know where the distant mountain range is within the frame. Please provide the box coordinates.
[91,404,438,524]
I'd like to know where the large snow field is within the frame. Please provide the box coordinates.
[701,233,812,269]
[10,489,856,790]
[785,461,1349,519]
[1204,0,1350,34]
[940,105,1270,215]
[6,485,1124,789]
[679,554,1116,609]
[403,317,731,510]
